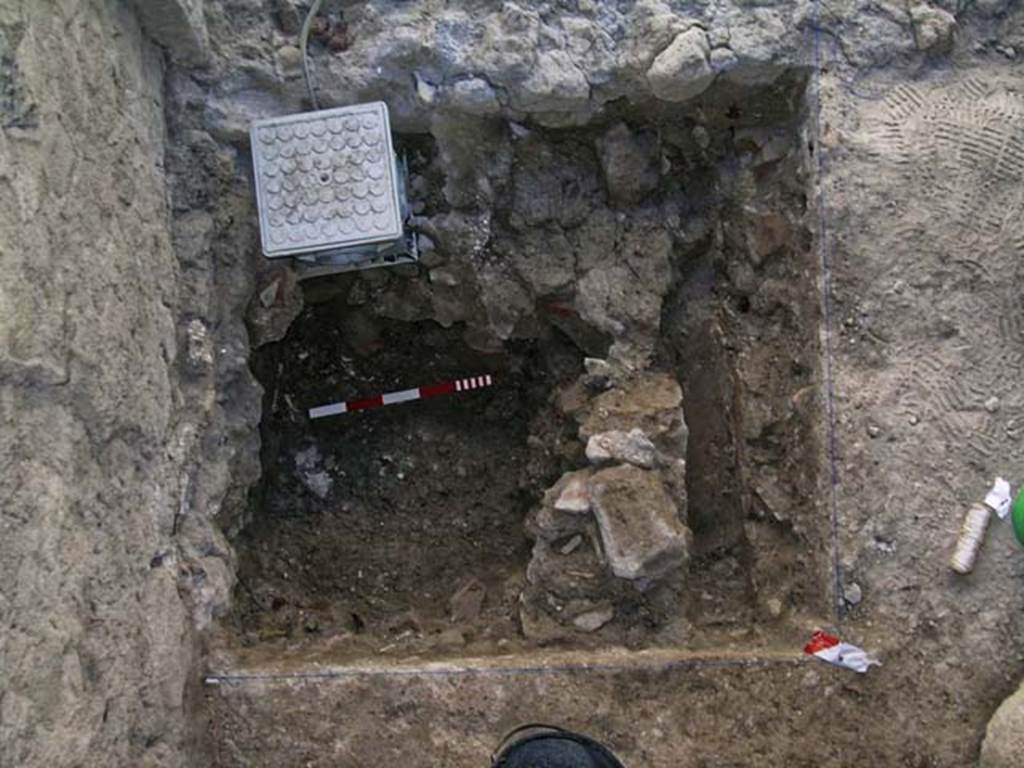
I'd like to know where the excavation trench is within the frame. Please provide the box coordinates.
[223,71,831,662]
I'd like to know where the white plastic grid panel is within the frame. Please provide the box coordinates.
[250,102,403,258]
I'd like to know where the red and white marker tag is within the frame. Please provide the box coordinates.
[804,631,879,674]
[309,374,494,419]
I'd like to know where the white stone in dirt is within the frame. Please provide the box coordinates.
[572,604,615,633]
[294,446,333,499]
[586,429,658,469]
[553,471,592,514]
[646,27,715,103]
[588,464,692,581]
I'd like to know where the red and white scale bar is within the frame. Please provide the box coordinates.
[309,374,494,419]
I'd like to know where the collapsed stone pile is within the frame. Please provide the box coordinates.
[521,370,692,638]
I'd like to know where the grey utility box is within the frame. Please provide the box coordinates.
[250,101,416,273]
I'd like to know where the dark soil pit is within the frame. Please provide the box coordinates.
[225,72,832,662]
[231,299,584,656]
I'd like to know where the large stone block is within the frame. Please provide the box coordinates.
[646,27,715,103]
[578,372,686,450]
[588,464,691,581]
[133,0,210,64]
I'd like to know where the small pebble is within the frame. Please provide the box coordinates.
[985,396,1000,414]
[559,534,583,555]
[259,279,281,308]
[844,582,863,606]
[866,423,881,438]
[909,414,920,426]
[275,45,303,78]
[573,605,615,633]
[692,125,710,149]
[414,73,437,104]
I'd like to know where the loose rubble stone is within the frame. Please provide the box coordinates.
[275,45,303,79]
[559,534,584,555]
[588,464,692,581]
[586,429,658,469]
[449,579,486,623]
[515,50,590,113]
[746,211,792,265]
[646,27,715,103]
[597,122,661,205]
[572,604,615,632]
[417,234,444,267]
[910,4,957,52]
[132,0,210,64]
[247,268,303,347]
[448,77,502,116]
[433,628,468,648]
[271,0,302,35]
[584,357,615,379]
[552,470,594,514]
[844,582,863,606]
[184,553,234,631]
[415,73,438,105]
[578,372,687,451]
[429,267,460,287]
[185,318,214,373]
[294,446,333,500]
[710,46,738,73]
